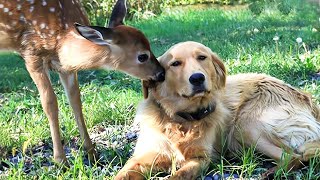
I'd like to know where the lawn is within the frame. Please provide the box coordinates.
[0,0,319,179]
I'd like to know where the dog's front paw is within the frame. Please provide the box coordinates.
[114,172,129,180]
[169,171,199,180]
[114,171,145,180]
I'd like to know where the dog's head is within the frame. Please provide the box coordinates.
[144,41,226,117]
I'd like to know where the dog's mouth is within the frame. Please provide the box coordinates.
[182,86,210,98]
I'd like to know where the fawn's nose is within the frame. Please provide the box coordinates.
[155,69,165,82]
[189,73,205,86]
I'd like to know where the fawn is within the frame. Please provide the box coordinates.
[0,0,164,164]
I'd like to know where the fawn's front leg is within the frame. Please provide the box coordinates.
[26,58,67,164]
[59,72,97,162]
[59,73,97,162]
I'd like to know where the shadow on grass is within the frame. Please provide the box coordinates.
[0,53,32,92]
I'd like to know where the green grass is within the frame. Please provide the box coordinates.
[1,0,320,178]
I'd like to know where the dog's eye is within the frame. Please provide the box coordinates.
[171,61,181,67]
[138,54,149,62]
[197,55,207,61]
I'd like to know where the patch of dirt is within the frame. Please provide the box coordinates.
[0,93,5,108]
[1,123,317,178]
[0,123,139,176]
[311,72,320,81]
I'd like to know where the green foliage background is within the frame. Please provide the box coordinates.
[82,0,308,26]
[82,0,249,25]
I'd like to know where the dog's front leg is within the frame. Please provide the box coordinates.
[169,157,209,180]
[115,152,171,180]
[59,72,96,162]
[114,158,146,180]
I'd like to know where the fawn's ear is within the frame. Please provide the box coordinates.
[75,23,120,46]
[142,80,159,99]
[75,23,113,46]
[108,0,127,28]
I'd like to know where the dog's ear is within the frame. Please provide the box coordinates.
[142,80,149,99]
[211,53,227,88]
[142,80,158,99]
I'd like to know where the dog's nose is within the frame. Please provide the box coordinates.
[189,73,205,86]
[156,70,165,82]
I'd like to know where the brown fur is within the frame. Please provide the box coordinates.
[0,0,164,164]
[115,41,320,179]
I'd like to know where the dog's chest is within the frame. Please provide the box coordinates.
[163,122,203,149]
[165,123,196,136]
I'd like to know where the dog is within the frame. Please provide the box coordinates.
[115,41,230,179]
[0,0,164,164]
[115,41,320,179]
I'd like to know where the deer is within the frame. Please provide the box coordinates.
[0,0,164,164]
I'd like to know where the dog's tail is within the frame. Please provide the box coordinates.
[300,101,320,162]
[296,141,320,161]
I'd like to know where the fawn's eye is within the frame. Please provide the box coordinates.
[138,54,149,62]
[171,61,182,67]
[197,55,207,61]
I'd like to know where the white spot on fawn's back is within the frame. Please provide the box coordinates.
[59,2,63,9]
[19,15,26,22]
[12,21,18,26]
[40,23,46,29]
[27,0,35,4]
[50,7,55,12]
[30,6,34,12]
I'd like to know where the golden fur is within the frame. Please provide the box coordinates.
[115,41,320,179]
[226,73,320,168]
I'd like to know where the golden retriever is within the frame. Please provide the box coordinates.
[115,41,320,179]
